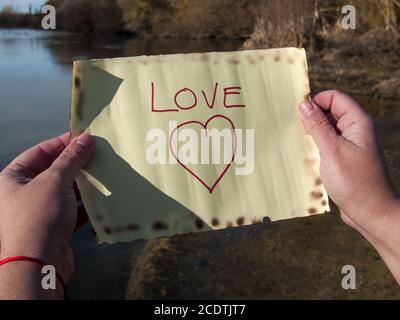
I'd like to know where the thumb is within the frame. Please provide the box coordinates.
[298,100,339,157]
[49,133,95,183]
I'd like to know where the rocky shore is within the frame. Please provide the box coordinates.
[69,209,400,299]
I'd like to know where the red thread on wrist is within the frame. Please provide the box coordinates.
[0,256,68,300]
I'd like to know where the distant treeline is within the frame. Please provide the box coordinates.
[1,0,399,44]
[43,0,255,38]
[45,0,125,34]
[0,6,41,28]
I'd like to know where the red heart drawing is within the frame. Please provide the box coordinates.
[169,114,237,193]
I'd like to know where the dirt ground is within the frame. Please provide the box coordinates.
[68,45,400,299]
[123,212,399,299]
[70,210,400,299]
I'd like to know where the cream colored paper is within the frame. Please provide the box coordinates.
[70,48,329,244]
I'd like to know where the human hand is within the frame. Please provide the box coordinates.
[0,133,94,298]
[298,90,400,283]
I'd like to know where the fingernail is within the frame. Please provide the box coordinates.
[299,101,316,117]
[76,133,93,147]
[60,132,70,140]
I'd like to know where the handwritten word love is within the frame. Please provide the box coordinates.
[151,82,246,113]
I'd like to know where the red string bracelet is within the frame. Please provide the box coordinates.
[0,256,68,300]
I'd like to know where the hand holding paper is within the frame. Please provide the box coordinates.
[299,91,399,237]
[70,48,330,243]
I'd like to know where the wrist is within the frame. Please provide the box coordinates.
[0,256,66,299]
[0,236,73,285]
[0,238,58,267]
[358,195,400,284]
[360,193,400,250]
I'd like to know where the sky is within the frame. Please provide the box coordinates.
[0,0,46,13]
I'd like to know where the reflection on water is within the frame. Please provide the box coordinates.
[0,28,242,169]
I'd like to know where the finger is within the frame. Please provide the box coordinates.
[314,90,375,143]
[298,100,340,158]
[313,90,368,120]
[49,133,95,184]
[4,132,70,178]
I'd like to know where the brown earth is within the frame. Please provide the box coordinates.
[125,212,399,299]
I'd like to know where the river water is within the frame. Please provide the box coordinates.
[0,28,242,169]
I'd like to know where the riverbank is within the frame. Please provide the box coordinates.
[70,207,400,299]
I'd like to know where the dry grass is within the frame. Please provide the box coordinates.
[42,0,399,44]
[244,0,399,50]
[353,0,398,32]
[243,0,318,49]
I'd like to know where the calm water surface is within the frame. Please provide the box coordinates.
[0,28,241,169]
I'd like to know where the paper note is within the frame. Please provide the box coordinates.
[70,48,330,244]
